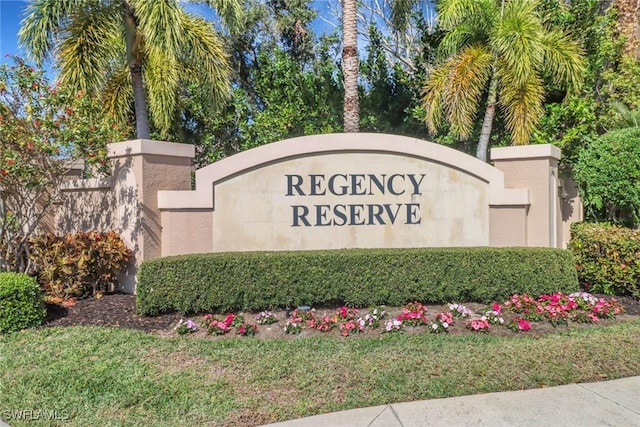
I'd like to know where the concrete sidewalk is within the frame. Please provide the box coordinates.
[263,376,640,427]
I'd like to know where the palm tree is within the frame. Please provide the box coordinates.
[422,0,584,161]
[342,0,359,132]
[19,0,242,140]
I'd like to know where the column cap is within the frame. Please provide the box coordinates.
[491,144,561,161]
[108,139,195,159]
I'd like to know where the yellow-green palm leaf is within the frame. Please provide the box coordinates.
[423,0,584,160]
[19,0,241,139]
[497,63,545,145]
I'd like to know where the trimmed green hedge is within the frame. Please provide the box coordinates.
[0,273,46,333]
[568,222,640,297]
[137,247,579,315]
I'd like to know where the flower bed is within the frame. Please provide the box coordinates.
[172,292,626,338]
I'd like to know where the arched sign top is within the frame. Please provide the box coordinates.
[159,133,528,209]
[197,133,499,186]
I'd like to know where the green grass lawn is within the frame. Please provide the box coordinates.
[1,321,640,426]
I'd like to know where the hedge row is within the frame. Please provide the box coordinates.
[568,223,640,297]
[136,247,579,315]
[0,272,46,334]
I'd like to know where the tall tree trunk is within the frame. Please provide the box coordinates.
[342,0,359,133]
[613,0,640,59]
[476,71,498,162]
[123,2,150,139]
[130,64,150,139]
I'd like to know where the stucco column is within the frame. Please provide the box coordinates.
[491,145,562,248]
[108,139,194,292]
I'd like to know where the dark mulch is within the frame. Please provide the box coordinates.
[45,294,183,333]
[44,292,640,336]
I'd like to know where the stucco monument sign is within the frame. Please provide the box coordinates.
[156,133,570,254]
[52,133,580,292]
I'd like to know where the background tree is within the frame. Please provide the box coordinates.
[532,1,640,169]
[0,56,128,273]
[574,127,640,227]
[19,0,242,140]
[176,0,343,166]
[422,0,584,161]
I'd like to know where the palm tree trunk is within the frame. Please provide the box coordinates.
[123,2,150,139]
[130,63,150,139]
[613,0,640,59]
[476,71,498,162]
[342,0,359,133]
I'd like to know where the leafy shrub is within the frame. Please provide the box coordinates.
[574,127,640,227]
[568,222,640,297]
[137,247,579,315]
[30,231,131,299]
[0,272,46,333]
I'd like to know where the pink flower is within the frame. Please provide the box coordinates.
[517,318,531,331]
[224,313,234,326]
[492,302,501,314]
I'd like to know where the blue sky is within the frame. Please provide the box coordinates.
[0,0,28,60]
[0,0,337,68]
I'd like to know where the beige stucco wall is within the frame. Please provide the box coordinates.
[51,140,194,293]
[159,134,531,255]
[44,178,114,235]
[161,210,214,256]
[48,135,579,294]
[491,145,562,248]
[489,206,528,246]
[561,176,583,248]
[212,152,489,251]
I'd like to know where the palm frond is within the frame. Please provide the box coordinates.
[437,24,479,59]
[179,13,231,108]
[443,45,493,139]
[144,49,180,138]
[197,0,244,34]
[132,0,185,59]
[18,0,95,65]
[437,0,498,32]
[102,65,134,128]
[491,0,544,89]
[498,66,545,145]
[611,100,640,128]
[422,62,452,135]
[539,29,585,94]
[56,4,123,92]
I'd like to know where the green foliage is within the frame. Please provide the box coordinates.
[0,272,45,333]
[0,56,129,273]
[600,57,640,130]
[574,127,640,227]
[531,96,598,169]
[136,247,578,315]
[359,25,428,138]
[568,223,640,297]
[534,3,637,170]
[29,231,132,299]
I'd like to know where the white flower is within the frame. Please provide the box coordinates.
[442,322,449,328]
[431,323,438,330]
